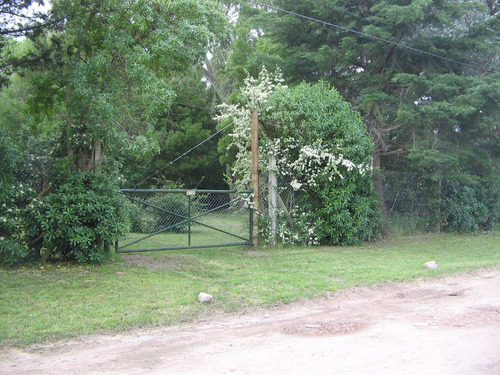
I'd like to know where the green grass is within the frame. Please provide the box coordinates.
[120,210,251,250]
[1,231,500,347]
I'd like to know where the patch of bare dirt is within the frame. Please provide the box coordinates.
[120,254,189,270]
[440,305,500,327]
[1,266,500,375]
[280,320,367,336]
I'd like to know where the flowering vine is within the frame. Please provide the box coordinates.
[215,68,374,245]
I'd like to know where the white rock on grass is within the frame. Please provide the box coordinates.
[424,261,438,269]
[198,292,214,303]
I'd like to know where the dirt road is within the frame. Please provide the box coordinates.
[1,267,499,375]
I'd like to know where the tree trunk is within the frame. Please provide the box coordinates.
[86,139,105,172]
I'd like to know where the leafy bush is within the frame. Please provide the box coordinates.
[443,181,497,233]
[0,134,21,184]
[265,82,381,245]
[0,239,28,266]
[0,181,41,266]
[383,169,500,234]
[126,192,200,234]
[217,71,381,245]
[38,171,129,263]
[149,193,192,233]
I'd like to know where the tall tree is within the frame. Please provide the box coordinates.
[0,0,230,263]
[20,0,228,172]
[122,67,227,189]
[0,0,55,85]
[211,0,500,230]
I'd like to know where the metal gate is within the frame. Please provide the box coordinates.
[117,189,253,253]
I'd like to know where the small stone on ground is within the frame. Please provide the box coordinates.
[198,292,213,303]
[425,261,438,269]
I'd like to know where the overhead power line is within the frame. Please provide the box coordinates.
[245,0,495,74]
[133,121,233,188]
[173,102,214,112]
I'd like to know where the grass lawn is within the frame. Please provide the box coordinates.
[1,231,499,347]
[118,210,251,251]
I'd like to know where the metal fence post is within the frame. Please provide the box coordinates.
[268,152,278,245]
[188,193,192,246]
[251,109,259,246]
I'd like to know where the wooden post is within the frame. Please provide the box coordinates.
[268,153,278,245]
[251,109,259,246]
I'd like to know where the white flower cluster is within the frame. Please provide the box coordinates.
[214,67,286,191]
[240,66,286,110]
[214,67,369,246]
[275,207,320,246]
[275,139,368,191]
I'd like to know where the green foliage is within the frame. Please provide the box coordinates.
[1,0,231,264]
[443,182,489,233]
[3,0,229,175]
[117,68,227,189]
[0,183,41,266]
[265,82,381,245]
[218,72,381,245]
[38,171,129,264]
[217,0,500,235]
[0,135,41,266]
[267,82,373,162]
[0,239,28,267]
[0,133,20,185]
[126,192,194,234]
[388,71,500,232]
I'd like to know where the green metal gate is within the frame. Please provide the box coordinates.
[117,189,253,253]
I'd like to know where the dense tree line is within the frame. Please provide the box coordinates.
[210,0,500,233]
[1,0,499,264]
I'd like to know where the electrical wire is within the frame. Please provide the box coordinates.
[36,76,226,187]
[172,102,214,112]
[245,0,495,74]
[133,120,233,188]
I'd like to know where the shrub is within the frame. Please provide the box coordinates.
[217,72,381,246]
[38,171,129,263]
[126,191,200,234]
[265,82,381,245]
[443,181,496,233]
[0,181,41,266]
[0,239,28,267]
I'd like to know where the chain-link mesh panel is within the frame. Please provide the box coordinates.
[118,189,252,252]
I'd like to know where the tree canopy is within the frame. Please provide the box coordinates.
[1,0,499,264]
[211,0,500,232]
[0,0,229,264]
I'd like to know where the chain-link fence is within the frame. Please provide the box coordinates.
[257,169,304,245]
[118,189,253,252]
[254,114,500,243]
[256,121,307,245]
[382,170,500,233]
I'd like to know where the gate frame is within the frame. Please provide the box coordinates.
[116,189,254,253]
